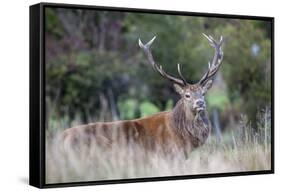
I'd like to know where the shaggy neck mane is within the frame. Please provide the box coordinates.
[172,99,194,138]
[172,99,210,146]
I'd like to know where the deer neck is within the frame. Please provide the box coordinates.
[171,99,210,146]
[172,99,195,134]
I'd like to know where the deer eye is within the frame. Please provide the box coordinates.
[185,94,191,98]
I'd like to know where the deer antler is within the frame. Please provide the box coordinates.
[199,34,224,86]
[139,36,188,86]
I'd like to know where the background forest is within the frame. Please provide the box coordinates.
[45,8,271,136]
[45,7,272,183]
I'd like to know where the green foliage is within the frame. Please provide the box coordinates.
[165,99,174,111]
[219,20,271,124]
[118,99,138,120]
[140,101,160,117]
[45,8,63,37]
[117,99,161,119]
[206,90,230,111]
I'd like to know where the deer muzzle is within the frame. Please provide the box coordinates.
[193,99,206,112]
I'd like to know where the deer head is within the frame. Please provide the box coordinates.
[139,34,224,114]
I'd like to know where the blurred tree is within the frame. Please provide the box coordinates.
[220,20,271,128]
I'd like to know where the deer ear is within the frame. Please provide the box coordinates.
[173,84,184,95]
[202,80,213,93]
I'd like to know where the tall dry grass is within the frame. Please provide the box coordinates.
[46,114,271,184]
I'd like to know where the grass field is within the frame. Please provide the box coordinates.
[46,120,271,184]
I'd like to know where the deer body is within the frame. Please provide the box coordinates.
[62,104,210,154]
[61,34,223,155]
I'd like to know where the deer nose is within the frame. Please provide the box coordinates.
[196,100,205,107]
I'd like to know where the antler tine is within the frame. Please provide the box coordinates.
[199,34,224,85]
[177,63,188,85]
[139,36,186,86]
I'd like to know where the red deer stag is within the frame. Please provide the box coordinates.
[61,34,224,155]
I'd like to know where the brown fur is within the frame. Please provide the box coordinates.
[61,98,211,155]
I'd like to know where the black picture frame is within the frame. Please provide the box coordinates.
[29,2,274,188]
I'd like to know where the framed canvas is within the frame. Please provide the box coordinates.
[29,2,274,188]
